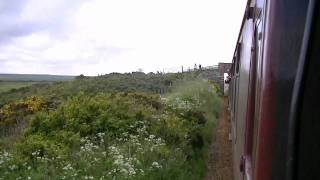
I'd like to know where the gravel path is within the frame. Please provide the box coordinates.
[205,99,233,180]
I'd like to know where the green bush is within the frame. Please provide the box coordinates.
[0,80,222,180]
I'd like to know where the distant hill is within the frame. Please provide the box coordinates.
[0,74,75,82]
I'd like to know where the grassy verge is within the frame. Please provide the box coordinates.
[165,80,223,179]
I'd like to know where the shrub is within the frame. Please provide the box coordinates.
[0,80,222,179]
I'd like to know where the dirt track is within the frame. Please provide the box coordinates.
[205,99,233,180]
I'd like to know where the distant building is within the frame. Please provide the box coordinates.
[218,62,232,91]
[218,63,232,76]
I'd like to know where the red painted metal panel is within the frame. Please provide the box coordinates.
[254,1,277,179]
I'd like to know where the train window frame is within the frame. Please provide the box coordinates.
[245,2,266,179]
[252,11,264,167]
[232,40,242,144]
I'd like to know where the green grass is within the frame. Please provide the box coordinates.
[0,74,75,81]
[0,81,38,93]
[165,80,223,179]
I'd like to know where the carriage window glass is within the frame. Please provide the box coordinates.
[236,43,242,74]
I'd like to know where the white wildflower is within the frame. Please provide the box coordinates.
[62,164,73,171]
[152,162,162,169]
[9,164,18,171]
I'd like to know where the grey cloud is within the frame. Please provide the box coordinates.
[0,59,67,75]
[0,20,43,44]
[0,0,34,43]
[0,0,86,45]
[0,0,27,15]
[0,0,131,75]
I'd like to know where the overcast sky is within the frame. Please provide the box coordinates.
[0,0,246,75]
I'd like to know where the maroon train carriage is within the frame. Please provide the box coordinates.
[226,0,320,180]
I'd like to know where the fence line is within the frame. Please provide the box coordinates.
[159,65,219,73]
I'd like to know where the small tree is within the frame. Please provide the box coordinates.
[76,74,85,79]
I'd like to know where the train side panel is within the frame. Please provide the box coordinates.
[230,13,254,180]
[229,0,311,180]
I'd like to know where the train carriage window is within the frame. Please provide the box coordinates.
[232,41,242,143]
[236,43,242,74]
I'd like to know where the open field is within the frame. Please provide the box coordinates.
[0,74,75,93]
[0,74,75,82]
[0,81,38,93]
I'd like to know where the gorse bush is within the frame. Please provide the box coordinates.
[0,96,49,138]
[0,80,222,180]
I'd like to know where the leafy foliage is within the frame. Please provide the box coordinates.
[0,71,223,180]
[0,72,184,107]
[0,96,49,137]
